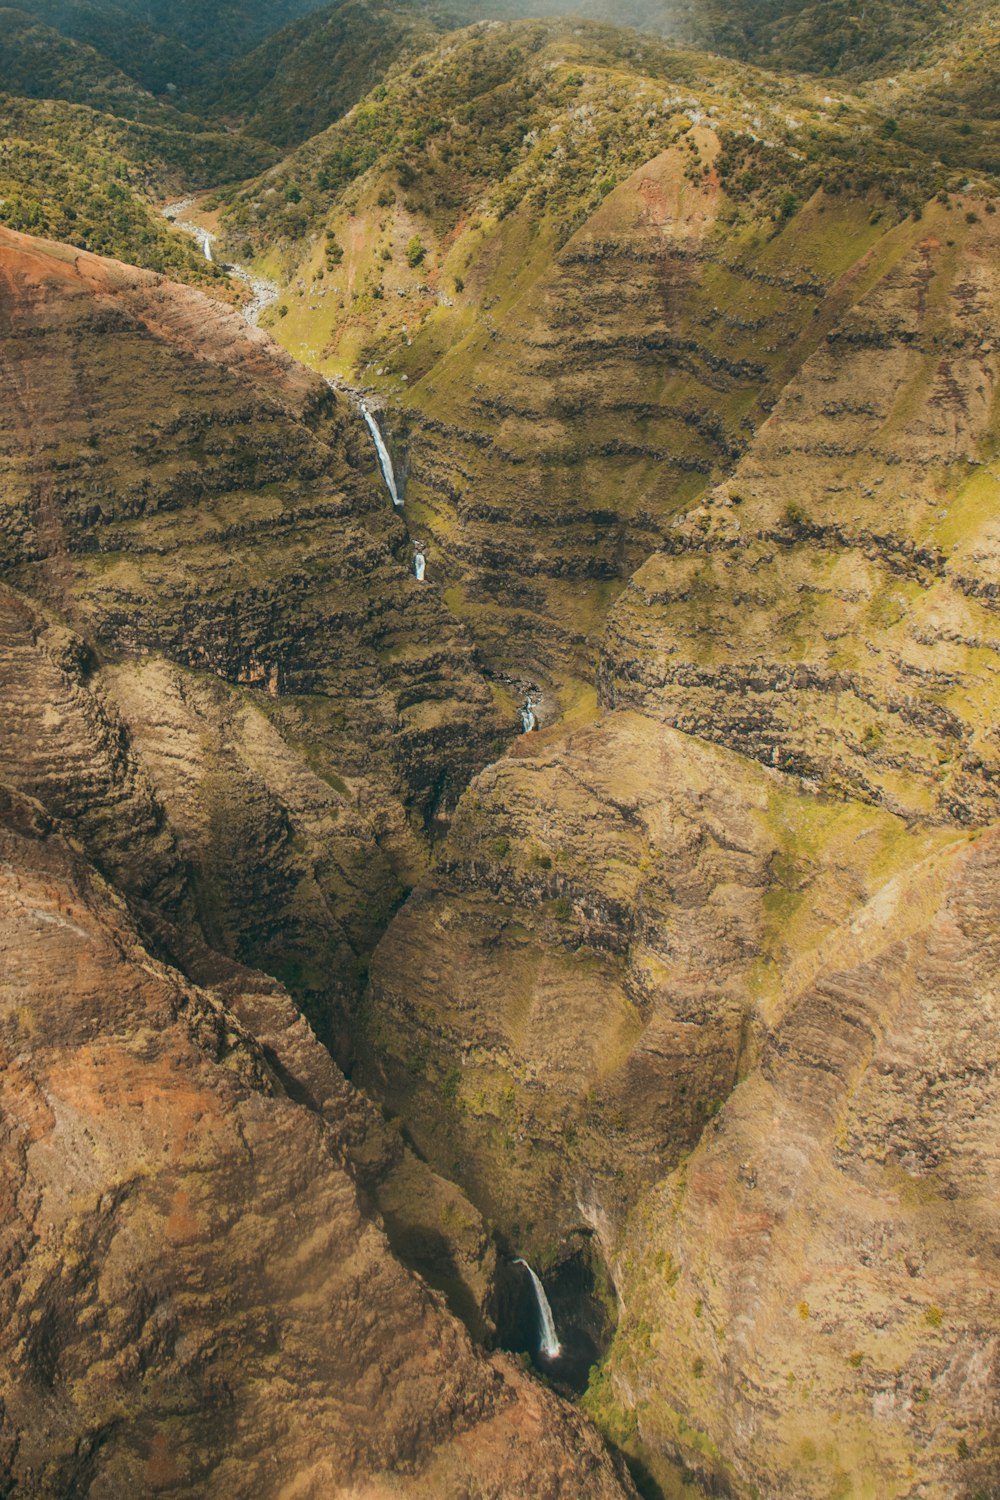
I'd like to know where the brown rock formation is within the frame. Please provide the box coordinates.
[4,64,999,1493]
[0,226,506,1044]
[0,784,634,1498]
[602,822,1000,1497]
[359,710,940,1257]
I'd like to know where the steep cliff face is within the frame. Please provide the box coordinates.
[0,571,506,1332]
[0,784,634,1498]
[0,226,506,1042]
[601,199,1000,825]
[596,823,1000,1499]
[349,151,1000,1500]
[5,9,1000,1492]
[0,223,533,1338]
[359,710,944,1259]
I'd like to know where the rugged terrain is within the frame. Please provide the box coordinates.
[352,174,1000,1500]
[0,223,645,1494]
[0,783,634,1498]
[0,224,510,1039]
[596,820,1000,1497]
[214,18,976,710]
[4,2,1000,1497]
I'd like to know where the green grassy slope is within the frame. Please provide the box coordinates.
[0,93,275,275]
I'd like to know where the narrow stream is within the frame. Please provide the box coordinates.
[162,199,279,325]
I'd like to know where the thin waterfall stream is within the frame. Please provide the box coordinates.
[163,205,407,522]
[514,1260,562,1361]
[360,405,403,508]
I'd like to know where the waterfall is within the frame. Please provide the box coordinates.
[414,550,426,581]
[521,698,537,734]
[361,406,403,507]
[202,233,213,263]
[514,1260,562,1361]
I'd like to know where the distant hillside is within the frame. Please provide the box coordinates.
[342,0,1000,84]
[211,0,447,147]
[679,0,1000,76]
[4,0,199,94]
[9,0,334,97]
[857,0,1000,176]
[0,0,283,280]
[0,93,275,276]
[0,6,205,119]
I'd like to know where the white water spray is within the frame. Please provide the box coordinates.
[414,549,426,581]
[521,698,538,734]
[362,406,403,508]
[515,1260,561,1361]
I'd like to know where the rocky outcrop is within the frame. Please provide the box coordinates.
[0,583,191,939]
[0,783,634,1498]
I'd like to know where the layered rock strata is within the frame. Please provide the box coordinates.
[0,226,506,1041]
[599,821,1000,1498]
[602,201,1000,824]
[359,710,941,1255]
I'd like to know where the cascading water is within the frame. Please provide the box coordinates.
[414,548,426,581]
[521,698,538,734]
[514,1260,562,1361]
[361,406,403,508]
